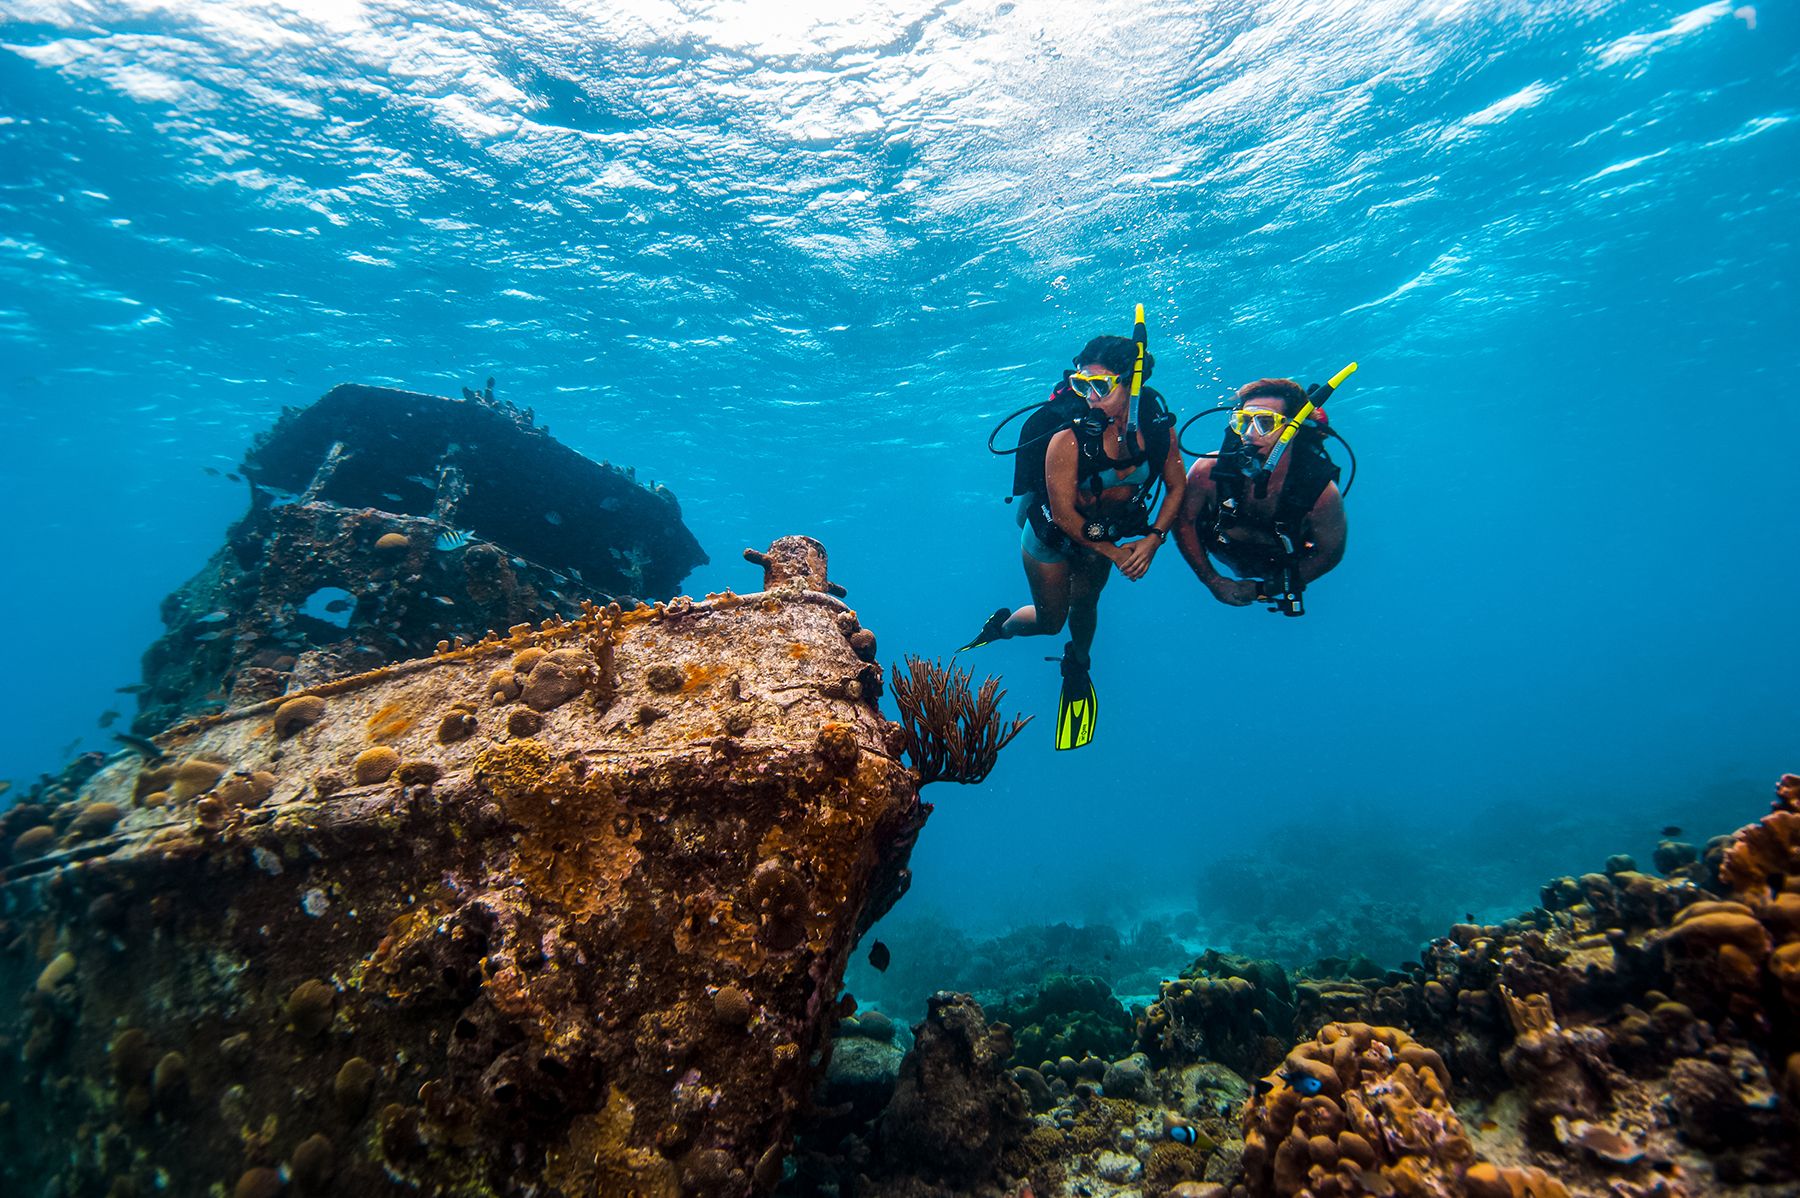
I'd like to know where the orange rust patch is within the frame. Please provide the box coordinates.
[367,703,414,741]
[680,663,731,694]
[787,643,809,660]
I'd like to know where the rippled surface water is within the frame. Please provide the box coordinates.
[2,0,1795,928]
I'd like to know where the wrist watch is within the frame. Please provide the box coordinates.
[1150,527,1170,541]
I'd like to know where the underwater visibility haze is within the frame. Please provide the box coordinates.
[2,0,1797,973]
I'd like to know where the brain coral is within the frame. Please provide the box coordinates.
[274,695,328,739]
[353,747,401,785]
[521,648,593,711]
[1242,1021,1561,1198]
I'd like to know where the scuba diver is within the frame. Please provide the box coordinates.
[962,307,1185,750]
[1173,374,1350,617]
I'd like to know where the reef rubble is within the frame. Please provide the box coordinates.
[1,536,924,1198]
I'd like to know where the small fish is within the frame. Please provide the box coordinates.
[405,474,438,490]
[1163,1116,1216,1150]
[1280,1069,1324,1096]
[867,941,890,972]
[433,596,456,607]
[225,472,242,482]
[1661,825,1683,838]
[59,738,81,758]
[435,530,472,552]
[599,497,621,512]
[1465,913,1475,922]
[381,491,403,503]
[1477,1119,1499,1132]
[97,710,120,728]
[115,683,149,694]
[195,631,223,642]
[198,611,230,624]
[544,510,562,525]
[0,779,9,797]
[323,598,352,614]
[203,466,221,477]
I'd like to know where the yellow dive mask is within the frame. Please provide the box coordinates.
[1229,407,1286,437]
[1066,371,1121,401]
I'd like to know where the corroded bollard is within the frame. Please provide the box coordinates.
[744,534,848,597]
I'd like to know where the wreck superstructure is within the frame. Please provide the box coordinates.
[135,383,708,735]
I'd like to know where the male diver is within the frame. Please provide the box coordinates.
[1173,376,1347,616]
[963,308,1185,749]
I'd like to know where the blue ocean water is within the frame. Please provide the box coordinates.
[1,0,1794,946]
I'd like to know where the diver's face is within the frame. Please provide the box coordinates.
[1238,402,1285,456]
[1077,362,1127,411]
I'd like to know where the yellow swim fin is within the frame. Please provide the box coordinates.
[1054,647,1097,751]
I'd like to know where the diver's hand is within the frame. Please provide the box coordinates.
[1116,538,1157,581]
[1207,577,1258,606]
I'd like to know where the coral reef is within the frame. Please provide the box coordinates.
[1139,950,1296,1081]
[990,974,1136,1074]
[780,776,1800,1198]
[1240,1020,1567,1198]
[131,383,707,734]
[0,538,923,1198]
[1270,776,1800,1194]
[875,993,1031,1189]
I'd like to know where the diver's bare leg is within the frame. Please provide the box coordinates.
[1065,552,1111,659]
[1004,550,1071,637]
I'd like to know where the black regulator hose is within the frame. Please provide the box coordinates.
[1325,426,1357,496]
[1176,404,1233,458]
[986,401,1055,456]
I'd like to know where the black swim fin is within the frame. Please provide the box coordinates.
[958,607,1011,653]
[1054,644,1097,751]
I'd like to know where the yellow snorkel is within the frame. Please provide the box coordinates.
[1126,303,1147,436]
[1261,360,1357,477]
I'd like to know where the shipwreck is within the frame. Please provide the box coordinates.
[133,383,707,736]
[1,534,927,1197]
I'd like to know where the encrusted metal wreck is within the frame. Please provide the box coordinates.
[135,382,707,735]
[1,537,925,1198]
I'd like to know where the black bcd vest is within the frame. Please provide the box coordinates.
[1209,427,1340,559]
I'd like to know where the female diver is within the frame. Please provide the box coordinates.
[962,332,1186,749]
